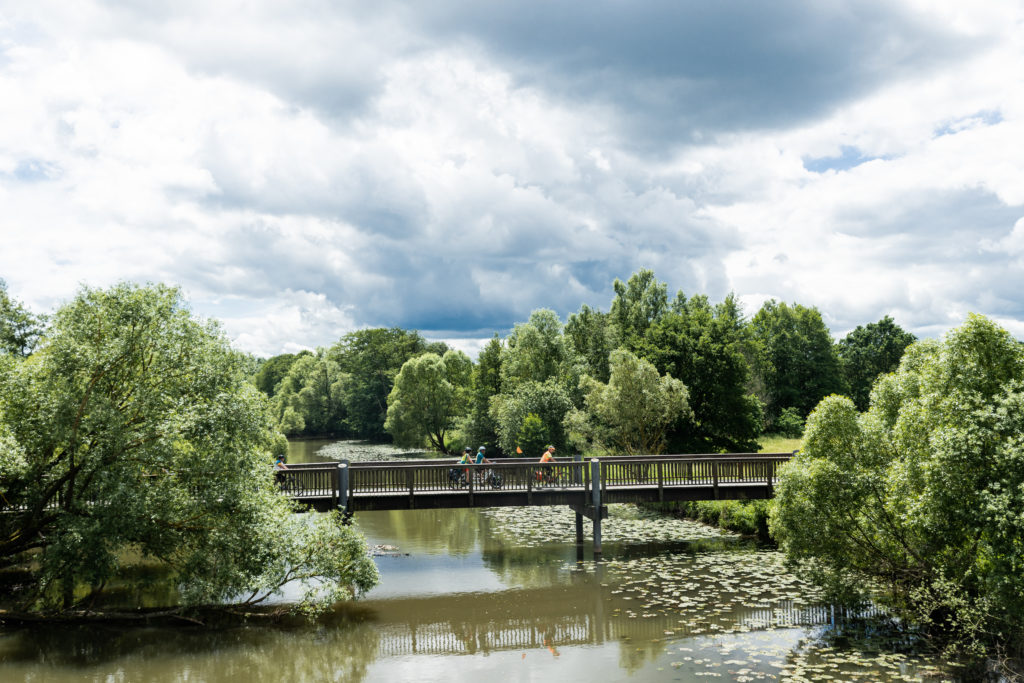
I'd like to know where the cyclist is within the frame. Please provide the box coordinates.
[538,445,558,486]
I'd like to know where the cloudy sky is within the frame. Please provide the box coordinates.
[2,1,1022,357]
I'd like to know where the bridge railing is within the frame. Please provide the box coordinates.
[277,453,792,502]
[275,464,339,498]
[347,460,589,494]
[598,455,789,489]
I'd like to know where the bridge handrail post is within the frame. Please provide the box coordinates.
[590,458,602,555]
[337,462,349,511]
[406,468,414,508]
[657,461,664,502]
[712,460,719,499]
[528,462,536,505]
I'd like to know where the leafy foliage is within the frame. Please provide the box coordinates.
[749,300,844,426]
[565,349,690,455]
[837,315,916,410]
[0,283,377,613]
[0,279,45,357]
[770,314,1024,660]
[609,268,668,346]
[516,413,549,458]
[254,351,309,398]
[500,309,579,394]
[565,304,614,382]
[384,350,471,453]
[490,379,573,457]
[460,335,503,453]
[636,293,762,453]
[774,407,804,438]
[331,328,443,440]
[271,350,347,435]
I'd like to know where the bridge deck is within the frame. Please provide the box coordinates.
[280,453,792,513]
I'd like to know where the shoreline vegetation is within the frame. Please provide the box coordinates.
[4,277,1022,675]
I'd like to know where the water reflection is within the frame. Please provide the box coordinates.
[0,621,382,683]
[0,439,950,682]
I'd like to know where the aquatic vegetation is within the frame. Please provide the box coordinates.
[316,440,432,463]
[482,504,731,545]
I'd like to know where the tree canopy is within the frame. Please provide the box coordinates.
[770,314,1024,661]
[749,300,844,425]
[331,328,444,440]
[609,268,668,346]
[384,350,472,453]
[0,283,377,614]
[242,267,926,456]
[0,279,45,357]
[565,349,690,455]
[837,315,916,410]
[637,293,762,453]
[271,350,347,436]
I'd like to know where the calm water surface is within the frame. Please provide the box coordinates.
[0,440,953,682]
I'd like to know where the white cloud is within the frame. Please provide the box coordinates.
[1,0,1022,355]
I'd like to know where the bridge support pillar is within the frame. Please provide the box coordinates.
[591,458,602,555]
[569,504,607,550]
[337,461,349,512]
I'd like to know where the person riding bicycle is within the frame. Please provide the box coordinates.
[538,445,558,486]
[450,446,473,487]
[473,446,494,485]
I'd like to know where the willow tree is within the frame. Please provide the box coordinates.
[0,283,377,614]
[565,349,690,455]
[384,350,471,453]
[771,314,1024,667]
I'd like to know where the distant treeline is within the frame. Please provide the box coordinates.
[249,269,916,456]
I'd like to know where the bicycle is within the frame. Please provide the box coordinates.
[535,465,568,488]
[448,467,468,489]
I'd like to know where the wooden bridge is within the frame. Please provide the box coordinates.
[279,453,792,552]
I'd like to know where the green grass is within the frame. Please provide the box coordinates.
[758,434,802,453]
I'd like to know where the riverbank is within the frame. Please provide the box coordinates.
[0,438,967,681]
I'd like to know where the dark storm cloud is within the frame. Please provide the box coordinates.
[408,0,974,149]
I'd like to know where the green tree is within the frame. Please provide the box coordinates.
[565,349,690,455]
[489,379,573,456]
[272,350,347,435]
[609,269,668,346]
[770,314,1024,664]
[500,309,578,394]
[0,283,377,613]
[461,335,503,452]
[565,304,614,382]
[331,328,442,440]
[278,405,306,436]
[253,351,309,397]
[749,300,844,426]
[384,350,472,453]
[636,293,762,453]
[0,278,45,357]
[516,413,549,457]
[837,315,916,410]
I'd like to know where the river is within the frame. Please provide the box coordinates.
[0,439,956,682]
